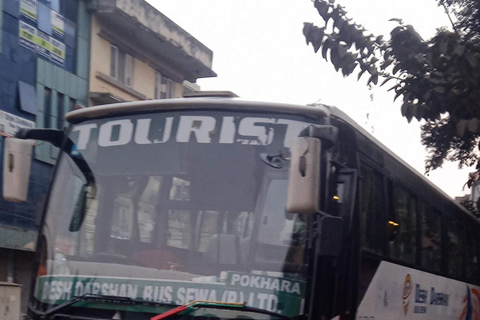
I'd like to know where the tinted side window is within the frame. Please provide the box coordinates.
[465,229,479,281]
[360,162,385,252]
[447,219,465,277]
[389,183,417,264]
[420,204,442,272]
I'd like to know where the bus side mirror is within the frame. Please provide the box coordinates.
[286,137,321,214]
[3,138,34,202]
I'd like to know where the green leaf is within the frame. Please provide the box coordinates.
[357,69,366,81]
[412,104,423,121]
[338,43,348,57]
[454,44,465,56]
[303,23,314,45]
[388,84,399,92]
[439,40,448,54]
[423,90,431,101]
[381,59,393,70]
[314,1,331,23]
[389,18,403,24]
[413,53,423,64]
[401,101,408,117]
[380,77,392,87]
[434,86,445,94]
[456,119,467,137]
[312,28,325,53]
[334,16,346,30]
[331,48,341,71]
[368,65,377,75]
[467,118,480,133]
[466,52,478,68]
[394,89,404,102]
[367,73,378,86]
[393,64,401,75]
[342,61,357,76]
[391,26,404,37]
[322,39,331,60]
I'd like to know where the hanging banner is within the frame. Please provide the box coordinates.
[51,11,65,38]
[50,37,66,67]
[19,21,37,51]
[20,0,38,23]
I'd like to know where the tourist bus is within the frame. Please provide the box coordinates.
[3,96,480,320]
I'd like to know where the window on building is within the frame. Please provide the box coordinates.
[57,93,64,129]
[389,183,417,264]
[124,54,134,87]
[18,81,37,114]
[110,45,134,87]
[44,88,52,128]
[155,71,174,99]
[110,45,119,79]
[69,97,76,111]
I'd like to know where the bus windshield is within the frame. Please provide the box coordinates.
[34,110,313,318]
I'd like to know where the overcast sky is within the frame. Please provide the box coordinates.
[148,0,471,198]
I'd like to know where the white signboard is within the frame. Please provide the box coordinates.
[51,11,65,38]
[19,21,66,67]
[19,21,37,51]
[20,0,38,22]
[50,37,66,66]
[356,261,480,320]
[0,111,36,137]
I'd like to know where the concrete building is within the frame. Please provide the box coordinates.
[87,0,216,105]
[0,0,90,312]
[0,0,215,313]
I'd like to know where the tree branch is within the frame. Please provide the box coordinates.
[441,1,459,34]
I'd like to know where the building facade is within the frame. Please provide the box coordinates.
[0,0,90,312]
[0,0,214,314]
[87,0,215,105]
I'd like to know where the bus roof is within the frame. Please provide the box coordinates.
[65,98,331,123]
[329,106,477,221]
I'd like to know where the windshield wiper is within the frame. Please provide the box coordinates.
[36,294,176,318]
[150,300,293,320]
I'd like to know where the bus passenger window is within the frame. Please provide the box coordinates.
[420,204,441,272]
[447,219,465,277]
[360,163,384,252]
[111,195,134,240]
[196,211,220,252]
[389,184,416,264]
[137,176,162,243]
[167,210,192,249]
[465,229,479,280]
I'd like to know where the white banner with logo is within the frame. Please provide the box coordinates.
[356,261,479,319]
